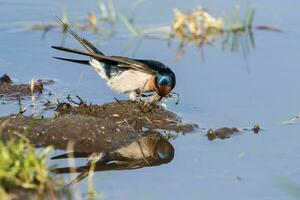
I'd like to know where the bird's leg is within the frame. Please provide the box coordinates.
[87,152,109,164]
[129,91,144,102]
[165,92,180,104]
[137,80,148,101]
[136,91,143,102]
[88,153,101,163]
[128,91,138,101]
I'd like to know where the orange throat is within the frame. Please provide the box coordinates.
[158,85,171,97]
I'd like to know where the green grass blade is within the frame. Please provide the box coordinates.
[243,6,256,28]
[247,6,256,28]
[108,0,116,24]
[98,0,108,20]
[61,0,68,24]
[118,13,139,37]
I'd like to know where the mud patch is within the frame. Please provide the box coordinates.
[55,100,197,133]
[206,127,240,140]
[206,125,262,141]
[0,74,12,83]
[0,74,54,101]
[0,101,197,152]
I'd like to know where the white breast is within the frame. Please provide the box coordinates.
[116,139,152,159]
[108,70,152,94]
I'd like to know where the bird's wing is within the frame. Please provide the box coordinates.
[111,56,159,74]
[52,46,156,75]
[133,59,168,71]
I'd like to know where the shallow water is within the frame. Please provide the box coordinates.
[1,0,300,199]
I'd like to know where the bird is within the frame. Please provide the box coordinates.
[51,132,174,187]
[52,18,176,101]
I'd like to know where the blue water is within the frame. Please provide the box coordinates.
[1,0,300,199]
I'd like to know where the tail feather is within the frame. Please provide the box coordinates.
[64,170,89,188]
[51,152,91,160]
[53,57,90,65]
[56,17,104,55]
[52,46,104,59]
[52,166,89,188]
[51,164,88,173]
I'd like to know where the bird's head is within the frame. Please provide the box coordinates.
[155,68,176,97]
[152,139,174,164]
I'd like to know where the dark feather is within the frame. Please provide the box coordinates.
[51,152,91,160]
[65,170,89,188]
[51,166,87,174]
[133,59,169,71]
[53,57,90,65]
[52,46,156,75]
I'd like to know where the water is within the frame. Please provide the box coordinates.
[1,0,300,199]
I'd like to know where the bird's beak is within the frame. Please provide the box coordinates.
[157,85,171,97]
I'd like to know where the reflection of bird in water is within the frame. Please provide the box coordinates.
[52,18,176,101]
[51,133,174,187]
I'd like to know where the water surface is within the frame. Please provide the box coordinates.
[1,0,300,199]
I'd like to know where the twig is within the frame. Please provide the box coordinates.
[76,95,85,105]
[17,96,26,114]
[114,97,121,104]
[138,116,152,124]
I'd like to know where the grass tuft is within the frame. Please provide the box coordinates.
[0,125,65,199]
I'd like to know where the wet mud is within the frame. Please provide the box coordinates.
[55,100,197,133]
[206,125,262,141]
[0,101,197,152]
[0,74,51,100]
[206,127,240,140]
[0,100,196,186]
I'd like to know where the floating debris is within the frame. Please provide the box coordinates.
[281,115,300,125]
[206,124,262,141]
[206,127,240,141]
[252,125,261,133]
[256,25,283,32]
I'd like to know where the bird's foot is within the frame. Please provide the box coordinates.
[142,94,162,109]
[88,152,108,164]
[165,92,180,104]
